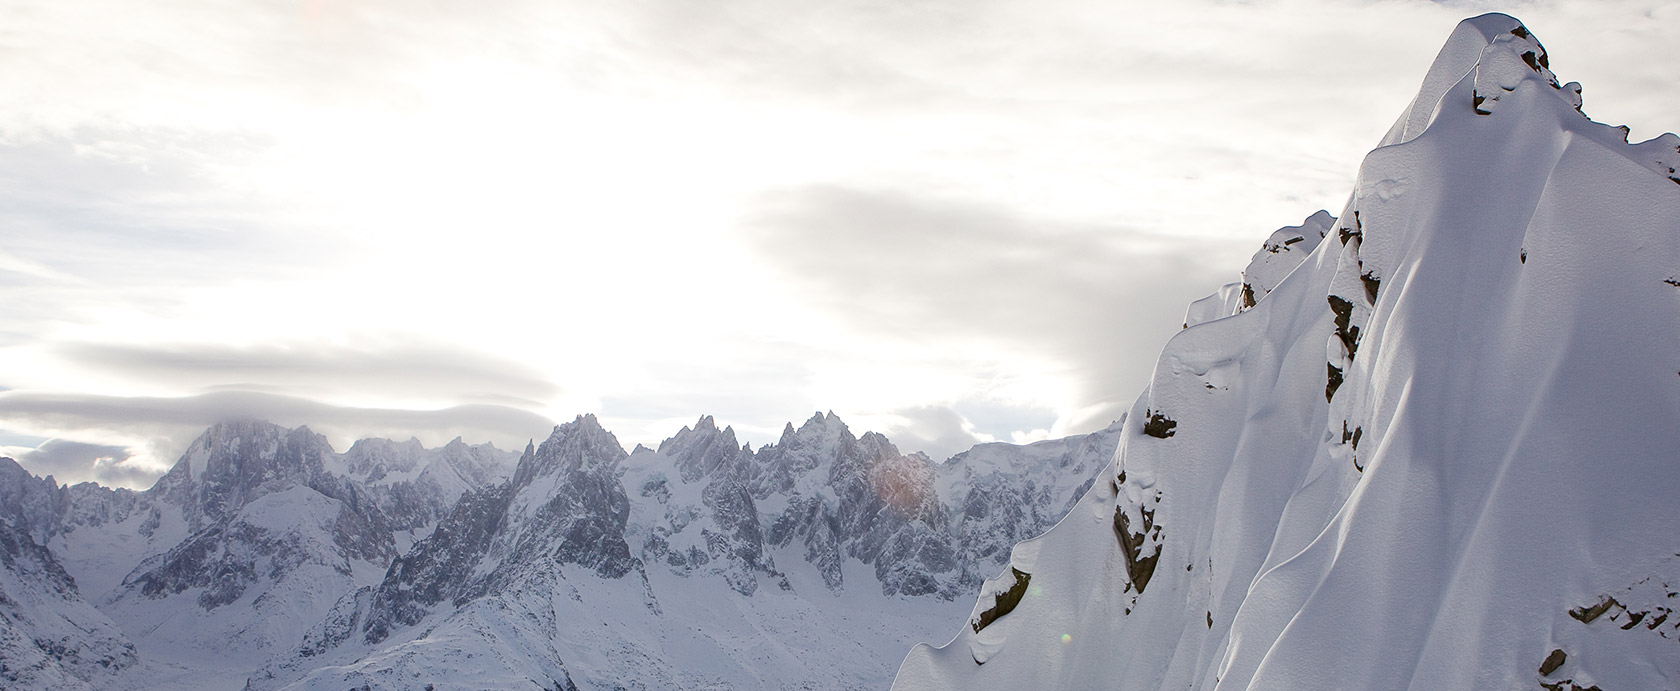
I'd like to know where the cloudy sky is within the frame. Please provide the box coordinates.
[1,0,1676,487]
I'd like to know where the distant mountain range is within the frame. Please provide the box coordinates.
[1,411,1119,689]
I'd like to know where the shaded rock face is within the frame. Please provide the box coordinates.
[359,483,513,644]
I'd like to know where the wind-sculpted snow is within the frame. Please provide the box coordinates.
[895,13,1680,691]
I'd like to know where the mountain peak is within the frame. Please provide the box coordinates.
[510,414,628,489]
[896,13,1680,690]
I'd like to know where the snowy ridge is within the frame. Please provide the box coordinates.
[893,13,1680,691]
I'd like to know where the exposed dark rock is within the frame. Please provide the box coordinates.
[1328,295,1361,357]
[1360,270,1381,304]
[1338,212,1363,245]
[970,568,1031,633]
[1326,363,1344,403]
[1540,648,1567,676]
[1114,506,1160,594]
[1142,410,1178,439]
[1569,596,1621,623]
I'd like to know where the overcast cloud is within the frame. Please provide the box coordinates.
[0,0,1675,486]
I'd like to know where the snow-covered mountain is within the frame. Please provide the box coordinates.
[0,413,1120,688]
[893,13,1680,691]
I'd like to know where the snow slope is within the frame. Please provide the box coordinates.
[893,13,1680,691]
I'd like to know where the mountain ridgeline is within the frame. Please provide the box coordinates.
[0,412,1120,689]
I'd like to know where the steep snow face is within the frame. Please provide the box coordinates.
[895,13,1680,691]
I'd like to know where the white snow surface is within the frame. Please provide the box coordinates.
[894,13,1680,691]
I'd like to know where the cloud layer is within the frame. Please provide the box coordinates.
[1,0,1675,483]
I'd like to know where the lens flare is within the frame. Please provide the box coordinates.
[1061,633,1072,644]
